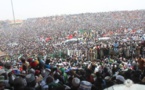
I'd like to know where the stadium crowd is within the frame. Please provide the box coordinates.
[0,10,145,90]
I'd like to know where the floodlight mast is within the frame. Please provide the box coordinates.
[11,0,15,24]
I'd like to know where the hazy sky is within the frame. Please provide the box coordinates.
[0,0,145,20]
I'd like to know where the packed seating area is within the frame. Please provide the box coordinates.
[0,10,145,90]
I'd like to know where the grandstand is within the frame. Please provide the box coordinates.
[0,10,145,32]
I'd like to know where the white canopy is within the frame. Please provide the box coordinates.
[62,38,83,44]
[98,37,111,40]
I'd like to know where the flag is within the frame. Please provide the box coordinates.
[67,34,73,39]
[0,66,3,69]
[102,31,113,37]
[131,29,136,33]
[45,37,51,42]
[79,29,85,34]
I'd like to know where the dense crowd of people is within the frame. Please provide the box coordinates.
[0,10,145,90]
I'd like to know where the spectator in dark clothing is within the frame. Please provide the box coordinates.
[13,77,27,90]
[94,72,104,90]
[104,76,114,88]
[25,74,36,90]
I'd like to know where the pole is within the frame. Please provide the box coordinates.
[11,0,16,24]
[77,34,79,57]
[87,38,89,61]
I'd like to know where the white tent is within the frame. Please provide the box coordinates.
[98,37,111,41]
[62,38,83,44]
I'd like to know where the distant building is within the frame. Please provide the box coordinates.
[9,19,23,25]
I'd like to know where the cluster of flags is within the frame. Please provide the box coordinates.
[102,31,113,37]
[40,36,51,42]
[124,28,138,34]
[38,29,115,44]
